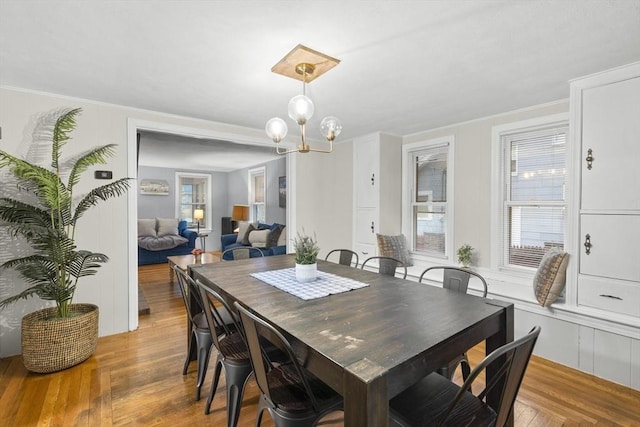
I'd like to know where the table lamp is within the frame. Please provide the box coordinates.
[193,209,204,233]
[231,204,249,233]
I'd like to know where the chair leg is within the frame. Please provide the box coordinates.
[183,330,195,375]
[195,334,213,401]
[225,363,253,427]
[205,357,223,415]
[254,396,268,427]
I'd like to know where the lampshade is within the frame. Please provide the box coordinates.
[320,116,342,141]
[231,204,249,221]
[193,209,204,221]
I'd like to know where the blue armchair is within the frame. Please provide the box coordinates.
[220,222,286,260]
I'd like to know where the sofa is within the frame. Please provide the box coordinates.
[138,218,197,265]
[221,221,287,260]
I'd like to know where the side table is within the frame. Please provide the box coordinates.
[197,231,210,252]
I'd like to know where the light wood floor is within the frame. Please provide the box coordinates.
[1,263,639,426]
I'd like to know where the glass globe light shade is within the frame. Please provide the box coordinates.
[320,116,342,141]
[288,94,314,125]
[265,117,288,143]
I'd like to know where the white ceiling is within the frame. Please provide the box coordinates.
[2,1,640,170]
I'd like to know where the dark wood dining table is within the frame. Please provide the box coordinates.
[190,255,513,427]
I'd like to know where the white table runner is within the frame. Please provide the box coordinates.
[251,268,370,300]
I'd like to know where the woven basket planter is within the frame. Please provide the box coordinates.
[21,303,99,373]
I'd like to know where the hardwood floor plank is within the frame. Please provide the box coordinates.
[1,262,639,426]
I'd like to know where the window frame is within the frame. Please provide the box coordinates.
[490,113,569,274]
[248,166,266,223]
[401,136,455,263]
[175,172,212,229]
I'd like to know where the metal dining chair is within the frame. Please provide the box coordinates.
[419,266,489,381]
[361,256,407,279]
[390,326,541,427]
[195,281,253,426]
[172,266,214,401]
[234,301,343,427]
[221,246,265,261]
[325,249,359,268]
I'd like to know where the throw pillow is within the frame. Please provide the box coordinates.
[138,218,157,237]
[266,225,285,248]
[241,224,256,245]
[236,221,251,243]
[248,229,270,247]
[277,226,287,246]
[156,218,179,237]
[533,248,569,307]
[376,233,413,266]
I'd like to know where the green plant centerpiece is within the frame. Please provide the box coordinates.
[0,107,131,372]
[457,243,474,268]
[293,231,320,283]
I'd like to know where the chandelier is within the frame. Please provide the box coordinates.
[265,44,342,155]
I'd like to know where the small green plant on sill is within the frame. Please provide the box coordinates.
[293,231,320,265]
[457,244,474,267]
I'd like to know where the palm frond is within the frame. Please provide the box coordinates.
[66,144,117,189]
[72,178,131,223]
[0,287,44,310]
[68,251,109,278]
[51,108,81,170]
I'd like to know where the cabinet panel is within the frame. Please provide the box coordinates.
[593,330,632,387]
[355,208,377,245]
[578,275,640,317]
[354,243,377,260]
[581,76,640,211]
[354,137,379,208]
[579,214,640,282]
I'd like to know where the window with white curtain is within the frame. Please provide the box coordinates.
[402,137,454,259]
[249,167,266,223]
[175,172,211,228]
[499,123,568,269]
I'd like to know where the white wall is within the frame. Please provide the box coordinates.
[0,87,270,357]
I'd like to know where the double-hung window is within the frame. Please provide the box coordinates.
[249,167,266,223]
[175,172,211,228]
[403,136,454,259]
[495,117,568,270]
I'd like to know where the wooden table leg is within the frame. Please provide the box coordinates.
[344,361,388,426]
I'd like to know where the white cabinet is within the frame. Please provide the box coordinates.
[571,62,640,319]
[353,133,402,260]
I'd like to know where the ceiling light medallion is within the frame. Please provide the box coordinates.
[265,44,342,154]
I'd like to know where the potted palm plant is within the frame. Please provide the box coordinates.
[0,107,131,373]
[293,231,320,283]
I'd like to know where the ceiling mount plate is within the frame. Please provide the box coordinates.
[271,44,340,83]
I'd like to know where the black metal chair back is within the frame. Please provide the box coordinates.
[325,249,359,268]
[390,325,541,427]
[419,266,488,297]
[172,265,212,401]
[196,281,252,426]
[361,256,407,279]
[234,301,343,426]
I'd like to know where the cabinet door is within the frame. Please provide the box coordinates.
[354,137,379,208]
[581,76,640,211]
[355,208,378,245]
[579,214,640,282]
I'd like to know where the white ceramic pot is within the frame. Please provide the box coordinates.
[295,263,318,283]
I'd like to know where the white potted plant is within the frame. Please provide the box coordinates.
[0,107,131,373]
[457,244,474,268]
[293,231,320,283]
